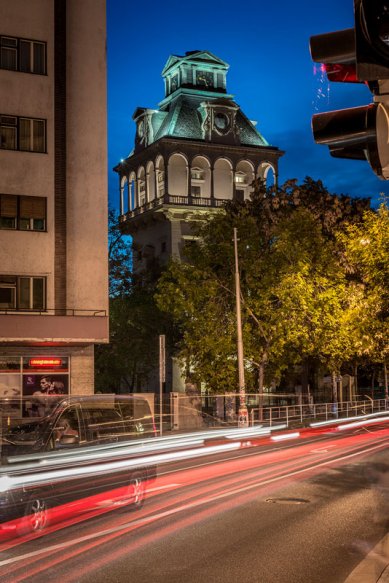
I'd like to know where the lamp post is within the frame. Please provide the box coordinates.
[233,228,249,427]
[159,334,165,435]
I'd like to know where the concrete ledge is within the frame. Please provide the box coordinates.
[0,314,109,344]
[344,534,389,583]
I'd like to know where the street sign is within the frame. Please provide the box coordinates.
[159,334,166,383]
[238,405,249,428]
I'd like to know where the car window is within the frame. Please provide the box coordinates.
[51,407,81,449]
[82,406,125,443]
[119,399,155,438]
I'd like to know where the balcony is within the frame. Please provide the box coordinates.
[119,193,228,222]
[0,309,109,345]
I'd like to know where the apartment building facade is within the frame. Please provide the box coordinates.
[0,0,109,406]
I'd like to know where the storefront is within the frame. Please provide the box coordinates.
[0,355,70,417]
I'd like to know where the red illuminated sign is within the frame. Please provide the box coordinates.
[29,358,62,367]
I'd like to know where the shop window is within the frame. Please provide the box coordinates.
[0,115,46,152]
[0,194,46,231]
[0,35,46,75]
[0,275,46,310]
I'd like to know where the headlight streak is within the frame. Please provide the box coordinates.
[1,436,389,571]
[310,410,389,428]
[1,441,242,492]
[0,475,12,493]
[4,424,278,469]
[0,416,380,503]
[336,416,389,431]
[0,424,286,515]
[271,432,300,442]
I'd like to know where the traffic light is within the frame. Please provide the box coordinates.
[309,0,389,179]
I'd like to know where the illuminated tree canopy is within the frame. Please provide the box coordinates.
[156,179,386,397]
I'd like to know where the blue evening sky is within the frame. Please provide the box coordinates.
[107,0,389,210]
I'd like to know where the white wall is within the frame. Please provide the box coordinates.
[0,0,55,307]
[66,0,108,314]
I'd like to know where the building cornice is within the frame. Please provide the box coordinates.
[114,136,284,174]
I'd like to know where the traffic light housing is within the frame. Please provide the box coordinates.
[354,0,389,81]
[310,0,389,179]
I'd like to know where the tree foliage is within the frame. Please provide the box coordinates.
[95,208,170,393]
[337,200,389,369]
[156,178,380,396]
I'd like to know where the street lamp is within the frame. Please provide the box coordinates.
[233,228,249,427]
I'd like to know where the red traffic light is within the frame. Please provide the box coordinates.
[309,1,389,180]
[324,63,359,83]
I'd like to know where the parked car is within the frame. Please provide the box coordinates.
[0,394,157,537]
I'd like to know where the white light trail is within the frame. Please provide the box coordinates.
[310,410,389,428]
[271,432,300,442]
[0,441,242,492]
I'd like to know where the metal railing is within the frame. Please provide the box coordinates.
[158,393,389,431]
[250,399,389,427]
[120,193,229,221]
[0,308,107,316]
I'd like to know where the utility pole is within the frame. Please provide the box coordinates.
[233,228,248,427]
[159,334,165,435]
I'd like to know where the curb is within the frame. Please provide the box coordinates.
[344,534,389,583]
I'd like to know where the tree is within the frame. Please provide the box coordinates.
[337,200,389,397]
[95,208,170,393]
[155,178,371,399]
[107,207,132,297]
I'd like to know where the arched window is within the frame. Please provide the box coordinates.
[120,175,127,215]
[257,163,276,188]
[168,153,188,197]
[190,156,211,198]
[128,172,136,211]
[147,161,155,202]
[155,155,165,198]
[137,167,146,206]
[214,158,233,200]
[235,160,255,201]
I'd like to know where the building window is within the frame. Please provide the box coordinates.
[235,172,247,184]
[236,189,245,202]
[0,275,46,310]
[0,35,46,75]
[0,116,17,149]
[0,37,17,70]
[157,171,165,196]
[191,167,204,181]
[0,115,46,152]
[161,241,167,253]
[0,194,46,231]
[138,180,146,205]
[191,167,204,197]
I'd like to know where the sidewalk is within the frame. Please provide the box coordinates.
[345,534,389,583]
